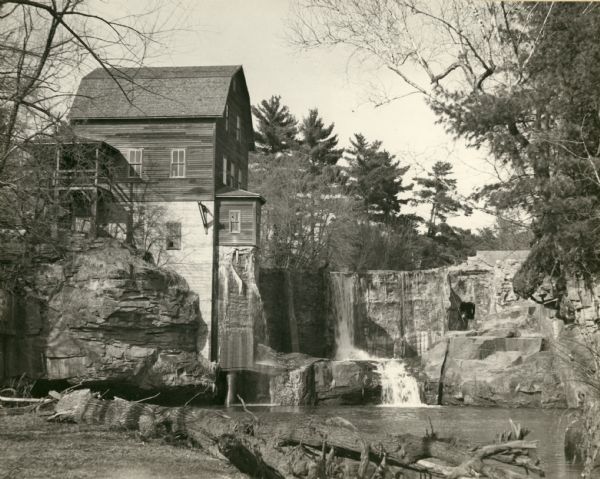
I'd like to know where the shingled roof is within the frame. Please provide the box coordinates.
[70,65,243,120]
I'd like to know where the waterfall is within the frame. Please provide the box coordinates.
[330,272,371,360]
[377,360,422,407]
[329,272,423,406]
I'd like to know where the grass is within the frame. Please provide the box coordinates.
[0,412,247,479]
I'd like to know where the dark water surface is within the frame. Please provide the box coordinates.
[247,405,582,479]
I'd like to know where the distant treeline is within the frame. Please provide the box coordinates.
[249,96,531,271]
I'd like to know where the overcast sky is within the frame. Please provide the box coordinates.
[103,0,498,229]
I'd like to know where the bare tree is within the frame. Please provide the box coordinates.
[0,0,182,282]
[0,0,174,167]
[289,0,528,100]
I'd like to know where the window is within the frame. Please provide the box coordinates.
[127,148,143,177]
[238,169,243,188]
[231,162,236,187]
[223,156,228,185]
[229,210,240,234]
[235,115,241,142]
[225,104,229,132]
[170,148,186,178]
[166,222,181,250]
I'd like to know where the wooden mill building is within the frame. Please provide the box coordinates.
[69,65,264,365]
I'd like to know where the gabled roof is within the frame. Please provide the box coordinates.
[70,65,243,120]
[216,187,266,204]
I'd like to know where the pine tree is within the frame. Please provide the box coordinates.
[299,108,342,167]
[251,95,298,154]
[414,161,471,237]
[346,133,411,223]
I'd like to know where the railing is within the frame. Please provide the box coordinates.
[55,168,134,204]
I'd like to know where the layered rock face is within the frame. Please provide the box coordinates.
[418,252,569,407]
[1,239,215,393]
[327,251,531,360]
[262,250,576,408]
[422,334,566,407]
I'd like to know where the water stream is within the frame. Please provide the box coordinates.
[376,360,422,407]
[240,406,580,479]
[329,273,423,406]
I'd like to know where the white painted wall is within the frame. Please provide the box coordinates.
[145,201,215,360]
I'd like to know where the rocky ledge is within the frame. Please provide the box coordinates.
[12,238,216,396]
[421,312,566,408]
[256,346,382,406]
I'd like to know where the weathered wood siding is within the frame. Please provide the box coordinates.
[218,201,257,246]
[215,70,253,190]
[72,119,216,201]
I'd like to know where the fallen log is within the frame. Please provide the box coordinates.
[51,390,545,478]
[0,395,54,404]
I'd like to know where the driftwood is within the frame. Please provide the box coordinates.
[0,395,53,404]
[50,390,545,479]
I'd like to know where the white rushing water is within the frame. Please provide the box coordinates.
[376,360,422,407]
[329,273,423,407]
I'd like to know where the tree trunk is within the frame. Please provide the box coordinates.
[52,390,544,479]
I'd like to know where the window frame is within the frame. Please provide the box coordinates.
[229,210,241,234]
[170,148,186,178]
[127,148,143,178]
[165,221,182,250]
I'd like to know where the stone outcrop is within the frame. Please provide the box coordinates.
[257,346,382,406]
[314,360,381,405]
[256,345,320,406]
[1,238,215,395]
[421,303,567,407]
[259,250,581,409]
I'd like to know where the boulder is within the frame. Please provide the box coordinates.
[441,351,566,407]
[314,360,381,405]
[422,334,566,407]
[269,364,317,406]
[258,346,382,406]
[17,238,215,394]
[255,345,320,406]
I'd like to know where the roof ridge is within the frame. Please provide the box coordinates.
[84,65,242,80]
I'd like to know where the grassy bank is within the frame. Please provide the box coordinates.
[0,413,246,479]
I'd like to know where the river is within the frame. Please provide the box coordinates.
[246,405,582,478]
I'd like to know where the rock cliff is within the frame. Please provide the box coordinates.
[1,238,216,396]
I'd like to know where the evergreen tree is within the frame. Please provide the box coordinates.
[345,133,411,223]
[414,161,471,237]
[425,3,600,294]
[299,108,342,167]
[251,95,298,154]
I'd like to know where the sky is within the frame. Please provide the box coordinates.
[102,0,498,229]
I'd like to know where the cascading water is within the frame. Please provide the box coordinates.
[329,273,423,406]
[330,272,371,360]
[376,360,422,407]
